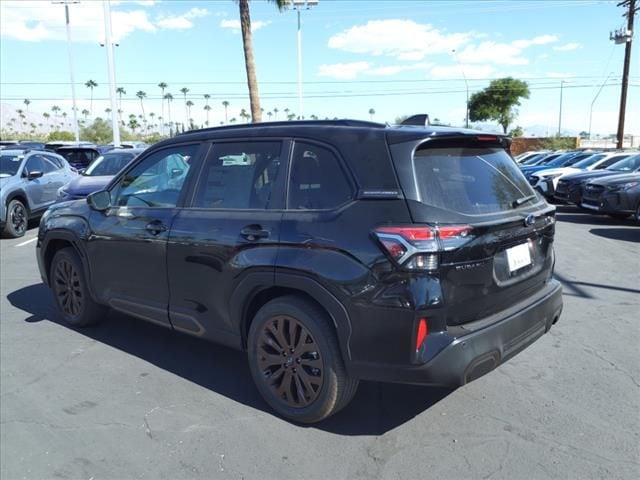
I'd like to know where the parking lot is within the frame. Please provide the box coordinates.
[1,207,638,480]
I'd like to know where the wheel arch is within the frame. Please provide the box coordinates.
[232,272,353,364]
[6,189,31,213]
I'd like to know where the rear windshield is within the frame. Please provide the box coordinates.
[413,147,536,215]
[572,154,606,169]
[84,152,135,176]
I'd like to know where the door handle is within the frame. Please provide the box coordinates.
[145,221,167,235]
[240,225,270,241]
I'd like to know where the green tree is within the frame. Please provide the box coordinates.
[273,107,279,120]
[136,91,147,120]
[85,79,98,113]
[23,98,31,113]
[237,0,288,123]
[81,109,90,121]
[204,104,212,126]
[128,116,140,133]
[47,130,75,141]
[158,82,168,133]
[164,93,173,126]
[186,100,194,122]
[509,125,524,137]
[267,111,273,121]
[368,108,375,120]
[468,77,530,133]
[80,117,114,144]
[116,87,126,116]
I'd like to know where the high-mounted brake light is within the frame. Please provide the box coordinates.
[476,135,499,141]
[374,224,474,270]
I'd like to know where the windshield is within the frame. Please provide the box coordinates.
[609,155,640,172]
[572,154,606,169]
[413,147,536,215]
[521,153,549,165]
[0,154,24,177]
[84,152,135,176]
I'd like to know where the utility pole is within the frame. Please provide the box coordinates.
[53,1,80,143]
[557,80,565,136]
[288,0,318,120]
[611,0,637,149]
[102,0,120,147]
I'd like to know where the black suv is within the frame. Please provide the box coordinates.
[37,120,562,423]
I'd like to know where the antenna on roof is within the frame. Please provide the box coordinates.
[401,114,430,127]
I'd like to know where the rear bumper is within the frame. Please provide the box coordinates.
[348,280,563,386]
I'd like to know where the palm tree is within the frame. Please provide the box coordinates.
[149,112,156,132]
[287,113,296,121]
[239,108,248,123]
[284,107,290,118]
[81,109,90,121]
[51,105,61,123]
[229,117,237,124]
[116,87,126,119]
[164,93,173,127]
[267,111,273,121]
[62,111,68,128]
[158,82,167,133]
[204,93,211,107]
[23,98,31,113]
[368,108,375,120]
[222,100,229,124]
[186,100,194,122]
[43,112,51,130]
[237,0,287,123]
[180,87,189,125]
[204,104,212,126]
[85,79,98,113]
[273,107,279,120]
[136,91,147,120]
[105,107,112,115]
[128,117,139,133]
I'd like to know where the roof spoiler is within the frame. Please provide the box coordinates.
[401,114,430,127]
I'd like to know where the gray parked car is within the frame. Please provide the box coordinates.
[0,149,77,237]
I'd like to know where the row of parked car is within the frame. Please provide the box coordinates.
[515,149,640,221]
[0,141,146,237]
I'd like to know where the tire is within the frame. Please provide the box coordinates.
[3,199,28,238]
[248,295,358,423]
[50,247,106,327]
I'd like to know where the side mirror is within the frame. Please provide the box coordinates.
[170,168,184,179]
[78,168,86,175]
[87,190,111,211]
[27,170,43,180]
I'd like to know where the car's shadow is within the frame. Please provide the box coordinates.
[7,283,452,435]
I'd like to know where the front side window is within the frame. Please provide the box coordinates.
[288,142,353,210]
[193,141,284,209]
[112,145,196,208]
[413,146,536,215]
[24,155,45,174]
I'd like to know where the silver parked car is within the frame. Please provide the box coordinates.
[0,149,77,237]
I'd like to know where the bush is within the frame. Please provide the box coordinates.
[47,131,75,141]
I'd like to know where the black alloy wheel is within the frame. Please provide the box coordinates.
[4,199,28,238]
[50,248,106,327]
[248,296,359,423]
[257,315,324,408]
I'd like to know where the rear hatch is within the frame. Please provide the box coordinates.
[389,136,556,326]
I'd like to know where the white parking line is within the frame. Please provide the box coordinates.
[15,237,37,247]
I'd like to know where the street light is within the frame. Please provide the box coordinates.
[451,49,469,128]
[557,80,566,136]
[287,0,318,120]
[588,72,614,141]
[52,1,80,143]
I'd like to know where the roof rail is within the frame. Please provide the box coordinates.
[177,119,387,136]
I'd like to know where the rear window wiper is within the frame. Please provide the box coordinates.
[512,194,537,208]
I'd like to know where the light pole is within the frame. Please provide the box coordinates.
[101,0,120,146]
[288,0,318,120]
[588,72,614,140]
[451,49,469,128]
[557,80,565,136]
[53,0,80,143]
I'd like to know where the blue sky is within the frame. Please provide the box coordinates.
[1,0,638,136]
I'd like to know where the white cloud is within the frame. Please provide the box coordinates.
[156,7,209,30]
[512,35,558,48]
[318,62,372,80]
[219,19,271,33]
[328,20,471,61]
[430,64,495,79]
[0,1,206,43]
[367,63,432,76]
[455,35,557,66]
[554,42,581,51]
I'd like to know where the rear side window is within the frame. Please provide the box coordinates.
[193,141,284,209]
[288,141,353,210]
[413,147,535,215]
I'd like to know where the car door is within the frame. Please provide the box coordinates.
[167,140,288,344]
[22,154,47,210]
[39,156,66,205]
[86,142,205,327]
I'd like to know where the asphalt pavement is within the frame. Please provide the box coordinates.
[1,207,639,480]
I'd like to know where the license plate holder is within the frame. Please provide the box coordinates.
[506,242,532,272]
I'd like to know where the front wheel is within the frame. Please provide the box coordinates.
[248,296,358,423]
[3,199,28,238]
[607,212,631,220]
[50,247,106,327]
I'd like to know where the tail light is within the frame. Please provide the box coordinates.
[374,225,473,270]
